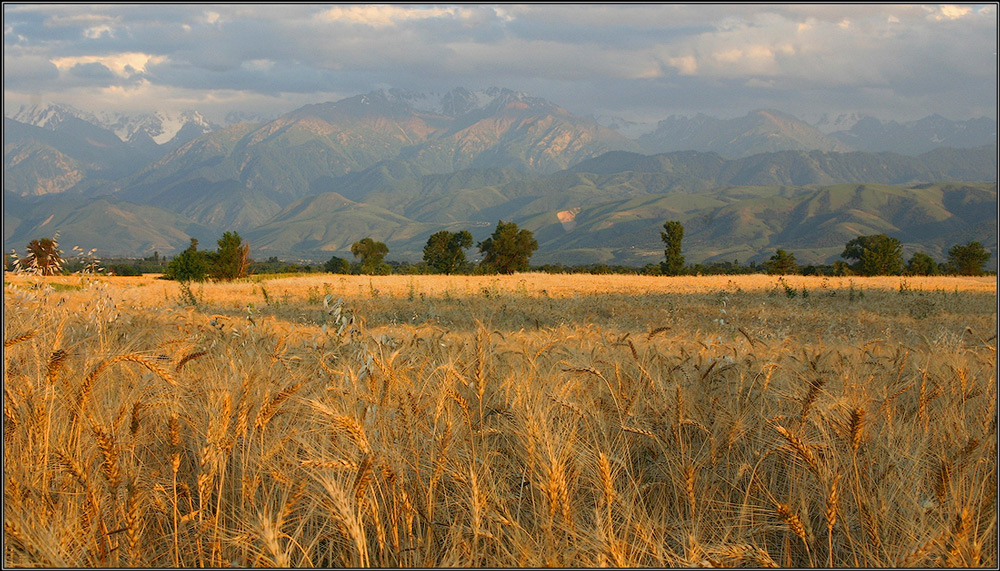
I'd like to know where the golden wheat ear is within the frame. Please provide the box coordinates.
[4,330,37,348]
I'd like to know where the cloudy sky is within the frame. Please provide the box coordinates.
[3,3,997,126]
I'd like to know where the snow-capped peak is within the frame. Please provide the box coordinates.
[4,102,226,145]
[6,102,101,130]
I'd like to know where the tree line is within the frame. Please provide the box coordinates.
[323,221,538,277]
[6,219,992,279]
[658,220,992,277]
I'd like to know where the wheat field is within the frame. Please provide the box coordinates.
[3,272,996,567]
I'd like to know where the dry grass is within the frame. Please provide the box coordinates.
[3,272,996,567]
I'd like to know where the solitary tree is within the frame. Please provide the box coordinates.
[167,238,209,281]
[841,233,903,276]
[209,231,250,281]
[905,251,938,276]
[947,241,991,276]
[478,220,538,274]
[767,249,797,275]
[24,236,63,276]
[423,230,474,274]
[660,220,685,276]
[351,238,389,275]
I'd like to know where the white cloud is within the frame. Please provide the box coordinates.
[83,25,114,39]
[668,55,698,76]
[317,5,460,28]
[932,5,973,21]
[50,53,166,77]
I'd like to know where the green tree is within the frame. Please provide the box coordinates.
[351,238,390,275]
[767,249,797,275]
[167,238,209,282]
[324,255,351,274]
[423,230,474,274]
[841,233,903,276]
[659,220,685,276]
[24,236,64,276]
[478,220,538,274]
[832,260,853,276]
[208,231,250,281]
[905,251,938,276]
[947,241,991,276]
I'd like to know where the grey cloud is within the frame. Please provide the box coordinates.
[2,52,60,87]
[2,4,995,123]
[67,61,116,81]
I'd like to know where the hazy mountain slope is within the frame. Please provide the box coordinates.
[829,115,997,154]
[3,195,216,257]
[106,88,639,213]
[242,192,439,255]
[520,182,997,266]
[638,110,852,158]
[3,117,150,196]
[570,146,997,187]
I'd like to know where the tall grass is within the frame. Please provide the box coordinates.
[4,274,996,567]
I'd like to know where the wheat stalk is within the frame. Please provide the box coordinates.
[773,423,822,478]
[701,544,779,568]
[946,506,973,566]
[331,414,372,455]
[53,449,88,487]
[775,502,809,548]
[798,376,826,427]
[128,399,146,438]
[175,349,208,373]
[934,459,953,506]
[848,407,865,455]
[4,330,36,348]
[259,511,290,567]
[76,355,177,418]
[647,326,671,340]
[900,535,940,567]
[546,457,572,530]
[255,382,302,430]
[622,425,657,439]
[918,374,930,432]
[124,484,144,566]
[301,458,359,470]
[597,452,615,507]
[353,455,373,508]
[92,424,121,491]
[235,376,253,439]
[3,392,17,442]
[825,472,841,566]
[45,349,69,386]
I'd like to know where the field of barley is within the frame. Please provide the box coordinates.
[3,272,996,567]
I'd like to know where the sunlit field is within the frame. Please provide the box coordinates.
[4,272,996,567]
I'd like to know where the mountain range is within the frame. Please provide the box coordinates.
[3,87,997,268]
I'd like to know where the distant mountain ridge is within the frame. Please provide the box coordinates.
[3,87,997,267]
[7,90,996,169]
